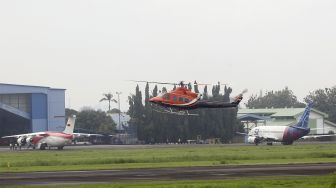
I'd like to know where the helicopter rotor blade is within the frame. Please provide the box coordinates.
[194,83,227,86]
[129,80,229,87]
[127,80,177,85]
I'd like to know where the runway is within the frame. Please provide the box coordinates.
[0,144,256,152]
[1,141,335,152]
[1,163,336,186]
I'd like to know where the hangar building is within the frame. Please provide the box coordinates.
[238,107,336,134]
[0,83,65,137]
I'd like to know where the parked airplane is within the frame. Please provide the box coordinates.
[243,103,335,145]
[2,116,76,150]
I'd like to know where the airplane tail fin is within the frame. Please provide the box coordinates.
[295,103,313,129]
[63,115,76,134]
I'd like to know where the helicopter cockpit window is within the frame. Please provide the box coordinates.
[162,93,170,100]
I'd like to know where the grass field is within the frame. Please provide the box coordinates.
[1,143,336,173]
[8,174,336,188]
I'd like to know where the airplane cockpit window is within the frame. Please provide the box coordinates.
[254,129,259,136]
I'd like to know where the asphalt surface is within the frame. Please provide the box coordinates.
[1,163,336,186]
[1,141,335,152]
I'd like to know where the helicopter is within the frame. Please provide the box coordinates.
[131,80,247,116]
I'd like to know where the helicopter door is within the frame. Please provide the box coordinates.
[178,97,184,104]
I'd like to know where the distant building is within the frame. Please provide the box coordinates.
[238,107,336,134]
[110,112,130,131]
[109,113,138,144]
[0,83,65,137]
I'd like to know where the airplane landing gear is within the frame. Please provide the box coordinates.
[40,143,47,150]
[57,146,64,150]
[282,141,293,145]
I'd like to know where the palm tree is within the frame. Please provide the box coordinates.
[99,93,117,112]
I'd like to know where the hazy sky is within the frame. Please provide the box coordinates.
[0,0,335,111]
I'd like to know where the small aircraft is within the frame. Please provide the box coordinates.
[132,80,246,115]
[241,103,335,145]
[2,116,76,150]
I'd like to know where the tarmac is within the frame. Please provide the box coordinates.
[1,141,335,152]
[1,143,336,186]
[1,163,335,186]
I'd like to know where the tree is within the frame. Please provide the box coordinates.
[99,93,117,112]
[65,108,78,117]
[223,85,232,102]
[65,108,78,124]
[128,83,240,143]
[145,83,150,107]
[67,108,116,134]
[109,108,121,114]
[203,85,208,100]
[76,109,116,134]
[194,81,199,93]
[305,87,336,123]
[246,87,305,108]
[152,85,158,97]
[187,83,192,90]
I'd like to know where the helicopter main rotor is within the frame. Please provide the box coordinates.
[128,80,227,88]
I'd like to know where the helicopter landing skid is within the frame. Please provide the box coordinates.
[153,108,199,116]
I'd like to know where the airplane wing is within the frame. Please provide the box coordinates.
[264,137,281,142]
[260,134,281,142]
[73,133,104,138]
[1,132,47,139]
[235,132,248,135]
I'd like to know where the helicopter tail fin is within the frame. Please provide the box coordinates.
[231,94,243,105]
[231,89,247,105]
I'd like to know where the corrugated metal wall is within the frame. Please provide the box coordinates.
[31,93,48,132]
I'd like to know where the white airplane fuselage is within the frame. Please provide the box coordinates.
[30,132,74,149]
[249,126,287,140]
[246,103,313,145]
[35,133,73,147]
[3,116,77,150]
[247,125,310,145]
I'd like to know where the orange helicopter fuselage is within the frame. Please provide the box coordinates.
[149,86,242,110]
[149,87,201,108]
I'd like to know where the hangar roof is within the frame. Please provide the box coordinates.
[325,120,336,128]
[0,83,65,90]
[0,83,65,94]
[237,114,271,121]
[238,108,328,118]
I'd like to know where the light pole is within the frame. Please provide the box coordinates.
[116,92,122,131]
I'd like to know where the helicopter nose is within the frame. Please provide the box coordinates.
[149,97,161,103]
[149,97,157,103]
